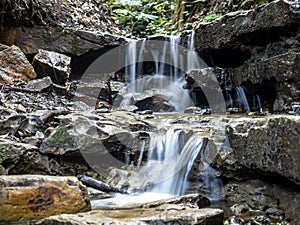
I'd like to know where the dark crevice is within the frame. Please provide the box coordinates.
[25,53,37,64]
[198,25,299,68]
[200,48,252,68]
[236,25,299,46]
[258,78,277,111]
[70,46,116,80]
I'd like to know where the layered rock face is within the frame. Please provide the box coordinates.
[191,0,300,112]
[224,116,300,185]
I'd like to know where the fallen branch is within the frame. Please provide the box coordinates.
[77,175,128,195]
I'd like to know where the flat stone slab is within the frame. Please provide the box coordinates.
[36,206,223,225]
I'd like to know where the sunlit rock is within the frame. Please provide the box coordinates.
[36,205,223,225]
[0,175,91,222]
[0,44,36,83]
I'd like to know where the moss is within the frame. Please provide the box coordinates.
[0,146,9,164]
[47,126,74,147]
[265,10,274,18]
[258,0,269,4]
[200,13,222,23]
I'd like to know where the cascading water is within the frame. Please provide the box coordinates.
[235,86,251,113]
[91,32,224,209]
[124,129,205,196]
[119,32,203,112]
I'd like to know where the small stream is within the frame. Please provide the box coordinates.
[75,32,298,224]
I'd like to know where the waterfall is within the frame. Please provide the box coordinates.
[120,32,203,112]
[235,86,250,113]
[118,129,206,196]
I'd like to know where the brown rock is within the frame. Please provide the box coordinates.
[0,175,91,222]
[0,44,36,82]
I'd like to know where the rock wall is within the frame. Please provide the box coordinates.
[192,0,300,112]
[217,115,300,185]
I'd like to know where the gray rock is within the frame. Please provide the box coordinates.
[39,124,78,155]
[1,26,127,56]
[225,115,300,185]
[33,50,71,84]
[36,206,223,225]
[0,138,38,172]
[233,51,300,85]
[25,77,53,92]
[194,0,299,52]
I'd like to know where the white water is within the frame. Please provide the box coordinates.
[120,31,203,112]
[117,129,205,196]
[92,33,224,208]
[235,86,250,113]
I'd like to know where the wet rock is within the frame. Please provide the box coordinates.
[290,103,300,115]
[0,175,91,222]
[39,124,77,155]
[143,193,211,209]
[230,203,250,215]
[224,115,300,185]
[120,91,177,112]
[233,51,300,112]
[36,206,223,225]
[233,51,300,86]
[33,50,71,84]
[87,188,113,201]
[224,216,244,225]
[185,106,203,113]
[0,44,36,82]
[266,207,285,220]
[185,68,226,112]
[223,179,300,223]
[25,76,53,92]
[115,105,139,112]
[0,138,38,167]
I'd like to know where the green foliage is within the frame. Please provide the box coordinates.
[108,0,176,37]
[200,13,222,23]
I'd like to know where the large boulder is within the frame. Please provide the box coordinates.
[0,175,91,222]
[0,44,36,82]
[33,49,71,84]
[194,0,299,58]
[233,51,300,85]
[225,115,300,185]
